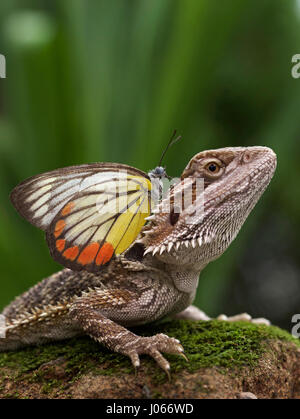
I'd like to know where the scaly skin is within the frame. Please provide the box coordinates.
[0,146,277,376]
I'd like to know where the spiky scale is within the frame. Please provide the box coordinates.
[160,245,166,255]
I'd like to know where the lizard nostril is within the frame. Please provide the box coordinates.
[243,152,252,163]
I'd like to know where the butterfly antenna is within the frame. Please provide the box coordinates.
[158,130,182,167]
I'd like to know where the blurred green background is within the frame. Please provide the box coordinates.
[0,0,299,330]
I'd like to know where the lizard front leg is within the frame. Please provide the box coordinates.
[174,305,270,325]
[69,288,186,376]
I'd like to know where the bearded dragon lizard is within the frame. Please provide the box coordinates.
[0,146,277,376]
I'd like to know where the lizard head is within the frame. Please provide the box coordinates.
[140,146,277,268]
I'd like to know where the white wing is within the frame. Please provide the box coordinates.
[10,163,149,231]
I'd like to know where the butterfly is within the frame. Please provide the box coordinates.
[10,133,181,272]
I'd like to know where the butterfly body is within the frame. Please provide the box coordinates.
[148,166,167,178]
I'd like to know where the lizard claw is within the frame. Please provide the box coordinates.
[120,333,185,378]
[129,351,140,369]
[179,352,189,362]
[149,349,171,380]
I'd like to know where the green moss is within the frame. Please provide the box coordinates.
[147,320,300,372]
[141,320,300,383]
[0,320,299,389]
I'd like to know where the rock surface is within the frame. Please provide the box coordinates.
[0,320,299,399]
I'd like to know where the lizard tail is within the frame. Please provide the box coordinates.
[0,310,81,352]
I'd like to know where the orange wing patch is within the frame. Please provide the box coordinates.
[95,242,114,266]
[78,242,100,265]
[61,201,75,216]
[63,246,79,261]
[55,240,115,268]
[54,220,66,238]
[56,239,66,252]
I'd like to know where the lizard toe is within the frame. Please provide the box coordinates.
[120,333,185,377]
[149,349,171,379]
[217,312,271,325]
[128,351,140,369]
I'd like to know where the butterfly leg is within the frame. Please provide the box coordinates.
[69,289,186,377]
[173,305,270,325]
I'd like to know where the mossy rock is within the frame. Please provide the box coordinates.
[0,320,299,399]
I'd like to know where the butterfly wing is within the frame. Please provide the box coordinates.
[47,173,152,271]
[11,163,152,271]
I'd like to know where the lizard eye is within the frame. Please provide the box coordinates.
[205,161,222,174]
[208,163,218,172]
[203,159,224,179]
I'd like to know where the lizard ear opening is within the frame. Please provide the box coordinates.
[170,208,180,226]
[125,242,146,262]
